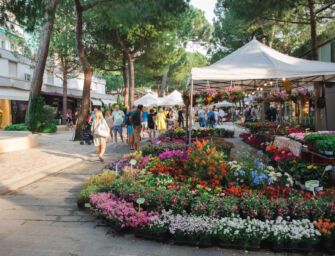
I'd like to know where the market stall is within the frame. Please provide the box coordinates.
[187,38,335,140]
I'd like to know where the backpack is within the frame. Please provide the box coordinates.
[125,112,132,125]
[209,112,215,123]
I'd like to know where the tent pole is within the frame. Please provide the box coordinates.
[189,79,194,145]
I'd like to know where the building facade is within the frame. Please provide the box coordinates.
[0,27,117,128]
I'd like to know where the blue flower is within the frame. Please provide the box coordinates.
[257,150,263,155]
[239,170,245,175]
[234,172,239,176]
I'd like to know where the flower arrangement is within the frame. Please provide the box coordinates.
[201,88,217,105]
[221,86,245,103]
[265,90,288,102]
[182,90,201,106]
[294,87,315,101]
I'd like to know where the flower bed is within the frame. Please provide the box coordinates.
[79,134,335,252]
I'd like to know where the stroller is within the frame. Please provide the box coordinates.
[80,122,93,145]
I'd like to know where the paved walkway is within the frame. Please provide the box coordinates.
[0,130,133,193]
[0,144,302,256]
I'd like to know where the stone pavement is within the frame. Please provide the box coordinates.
[0,144,305,256]
[0,130,122,193]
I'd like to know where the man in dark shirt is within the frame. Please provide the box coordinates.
[178,108,184,128]
[130,104,143,150]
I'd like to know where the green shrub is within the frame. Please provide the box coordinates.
[4,123,28,131]
[28,95,56,133]
[77,185,110,203]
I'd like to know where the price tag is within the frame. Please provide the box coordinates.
[305,180,319,188]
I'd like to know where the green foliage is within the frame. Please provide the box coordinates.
[4,123,29,131]
[28,95,56,133]
[83,171,117,189]
[28,95,44,132]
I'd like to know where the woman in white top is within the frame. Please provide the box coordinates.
[91,111,110,163]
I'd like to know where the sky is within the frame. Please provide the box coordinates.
[190,0,217,24]
[188,0,217,55]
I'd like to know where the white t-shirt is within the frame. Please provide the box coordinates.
[112,110,124,126]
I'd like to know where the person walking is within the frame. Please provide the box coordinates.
[156,108,167,135]
[148,108,156,139]
[111,105,124,145]
[198,108,206,128]
[207,107,216,128]
[141,107,149,137]
[130,104,143,150]
[167,108,176,130]
[178,107,184,128]
[91,111,110,163]
[214,108,219,126]
[125,106,135,150]
[104,111,113,138]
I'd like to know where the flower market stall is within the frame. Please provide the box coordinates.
[187,38,335,135]
[78,134,335,253]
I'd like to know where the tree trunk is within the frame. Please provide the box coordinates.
[128,55,135,108]
[156,79,160,96]
[61,58,68,125]
[25,0,58,123]
[308,0,318,60]
[269,24,276,48]
[74,0,93,140]
[122,53,129,108]
[160,65,169,97]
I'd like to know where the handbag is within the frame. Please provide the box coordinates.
[95,120,110,137]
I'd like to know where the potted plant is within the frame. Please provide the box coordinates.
[314,219,335,253]
[316,140,333,156]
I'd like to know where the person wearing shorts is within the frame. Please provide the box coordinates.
[147,109,156,139]
[111,105,124,144]
[130,105,143,150]
[141,108,148,137]
[124,106,135,150]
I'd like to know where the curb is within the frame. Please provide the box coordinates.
[0,148,97,195]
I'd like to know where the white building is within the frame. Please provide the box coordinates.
[0,27,117,128]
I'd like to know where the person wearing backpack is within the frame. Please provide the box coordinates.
[91,111,110,163]
[208,107,216,128]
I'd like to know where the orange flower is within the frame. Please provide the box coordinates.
[195,141,203,151]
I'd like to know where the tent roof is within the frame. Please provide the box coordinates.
[160,90,184,106]
[190,39,335,90]
[134,93,160,107]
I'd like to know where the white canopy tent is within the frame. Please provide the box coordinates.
[134,93,161,107]
[160,90,184,106]
[189,38,335,90]
[186,39,335,142]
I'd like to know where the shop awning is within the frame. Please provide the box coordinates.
[91,99,102,106]
[0,88,29,101]
[101,99,115,105]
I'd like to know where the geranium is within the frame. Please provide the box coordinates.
[158,149,189,161]
[314,219,335,237]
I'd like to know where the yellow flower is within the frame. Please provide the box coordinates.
[307,165,313,169]
[313,166,317,169]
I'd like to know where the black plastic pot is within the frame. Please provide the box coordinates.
[248,240,261,251]
[198,238,213,248]
[77,200,85,209]
[173,237,198,246]
[322,237,335,253]
[135,231,169,242]
[218,240,241,249]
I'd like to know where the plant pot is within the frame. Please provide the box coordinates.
[308,144,318,151]
[135,231,168,242]
[296,242,314,253]
[173,237,198,246]
[325,151,334,156]
[198,238,213,248]
[322,237,335,252]
[218,240,241,249]
[248,240,261,251]
[77,200,85,209]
